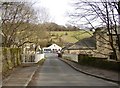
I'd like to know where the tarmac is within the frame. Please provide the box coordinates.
[2,57,120,87]
[60,58,120,84]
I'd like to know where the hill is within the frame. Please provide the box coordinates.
[49,30,93,47]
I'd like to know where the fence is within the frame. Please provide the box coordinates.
[21,53,44,63]
[2,47,45,78]
[21,54,35,63]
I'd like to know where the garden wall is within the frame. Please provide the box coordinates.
[78,54,120,71]
[2,47,22,78]
[63,54,78,62]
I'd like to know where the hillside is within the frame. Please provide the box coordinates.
[49,31,93,47]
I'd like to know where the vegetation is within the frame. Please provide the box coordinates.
[49,31,92,47]
[2,48,21,78]
[1,2,50,48]
[41,22,80,31]
[1,2,92,48]
[70,1,120,60]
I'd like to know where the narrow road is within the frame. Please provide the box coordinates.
[28,53,118,86]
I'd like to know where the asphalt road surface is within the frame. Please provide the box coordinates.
[28,53,118,87]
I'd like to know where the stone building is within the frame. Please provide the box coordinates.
[94,27,120,60]
[93,28,111,58]
[43,44,62,53]
[63,27,120,60]
[63,36,96,55]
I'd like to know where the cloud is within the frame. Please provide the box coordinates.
[36,0,71,25]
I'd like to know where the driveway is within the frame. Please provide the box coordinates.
[28,53,118,86]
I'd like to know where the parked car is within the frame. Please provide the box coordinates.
[57,51,62,57]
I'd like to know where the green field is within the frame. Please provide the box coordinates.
[50,31,93,44]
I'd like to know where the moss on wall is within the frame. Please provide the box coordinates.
[78,54,120,71]
[2,47,22,78]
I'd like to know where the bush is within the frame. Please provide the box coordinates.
[78,54,120,71]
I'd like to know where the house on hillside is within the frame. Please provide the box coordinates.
[94,27,120,60]
[92,27,111,58]
[43,44,62,53]
[63,26,120,60]
[63,36,96,55]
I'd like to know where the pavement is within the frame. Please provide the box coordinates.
[2,63,39,87]
[1,53,119,87]
[60,58,120,84]
[28,53,118,86]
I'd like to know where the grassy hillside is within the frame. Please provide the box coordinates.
[49,31,93,46]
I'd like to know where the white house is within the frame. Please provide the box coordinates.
[43,44,62,53]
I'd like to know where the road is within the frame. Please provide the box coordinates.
[28,53,118,86]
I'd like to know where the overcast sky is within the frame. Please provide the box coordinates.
[2,0,73,25]
[32,0,73,26]
[3,0,118,28]
[32,0,103,27]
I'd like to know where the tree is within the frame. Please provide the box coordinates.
[36,7,51,23]
[69,0,120,60]
[1,2,51,48]
[1,2,37,47]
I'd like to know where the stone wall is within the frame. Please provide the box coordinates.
[68,50,80,54]
[64,49,94,56]
[78,54,120,71]
[0,47,2,87]
[2,47,22,78]
[63,54,78,62]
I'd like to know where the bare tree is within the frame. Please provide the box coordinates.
[36,7,51,23]
[1,2,51,48]
[1,2,38,47]
[69,0,120,60]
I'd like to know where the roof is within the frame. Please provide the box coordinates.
[67,36,96,50]
[46,44,62,49]
[62,43,74,50]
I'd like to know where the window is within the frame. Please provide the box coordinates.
[109,52,116,60]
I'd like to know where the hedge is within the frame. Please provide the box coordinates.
[78,54,120,71]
